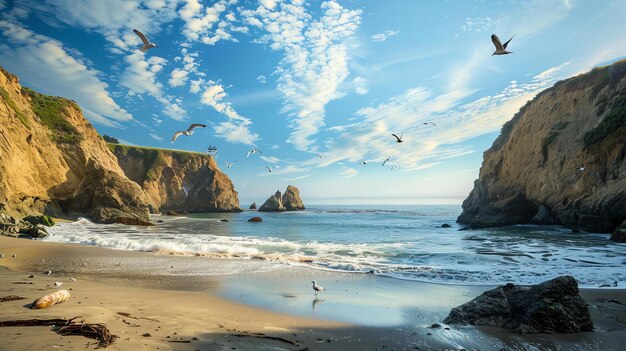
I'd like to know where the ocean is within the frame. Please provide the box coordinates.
[45,205,625,288]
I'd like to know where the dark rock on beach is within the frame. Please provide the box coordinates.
[444,276,593,334]
[248,217,262,223]
[0,213,49,238]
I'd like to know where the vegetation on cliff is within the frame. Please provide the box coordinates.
[22,87,82,143]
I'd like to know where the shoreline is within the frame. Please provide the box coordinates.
[2,236,626,350]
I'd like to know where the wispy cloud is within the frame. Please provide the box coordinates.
[260,156,281,164]
[282,174,310,181]
[371,29,399,42]
[149,133,163,141]
[241,0,362,151]
[461,17,495,32]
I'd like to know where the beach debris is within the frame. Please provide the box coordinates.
[57,321,117,348]
[0,295,26,302]
[28,275,34,278]
[54,281,63,287]
[45,270,52,275]
[142,332,151,337]
[0,254,4,258]
[12,254,16,258]
[311,280,326,295]
[31,290,70,309]
[116,312,160,322]
[70,278,77,282]
[0,317,77,327]
[231,332,300,346]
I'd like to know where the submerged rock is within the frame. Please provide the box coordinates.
[444,276,593,334]
[610,220,626,242]
[249,202,257,210]
[259,191,284,212]
[441,223,452,228]
[248,217,262,222]
[282,185,305,211]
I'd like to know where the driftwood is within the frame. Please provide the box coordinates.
[0,318,77,327]
[0,295,26,302]
[31,290,70,309]
[57,322,117,348]
[231,332,300,346]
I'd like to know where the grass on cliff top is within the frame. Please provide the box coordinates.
[22,87,82,144]
[0,87,29,128]
[584,94,626,149]
[107,143,206,156]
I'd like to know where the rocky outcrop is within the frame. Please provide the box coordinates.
[444,276,593,334]
[249,202,257,210]
[248,216,262,222]
[109,144,241,213]
[0,67,151,225]
[259,191,284,212]
[258,185,305,212]
[282,185,305,211]
[1,212,50,238]
[611,220,626,242]
[458,59,626,232]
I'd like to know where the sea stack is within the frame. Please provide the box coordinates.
[259,191,284,212]
[249,202,257,210]
[258,185,305,212]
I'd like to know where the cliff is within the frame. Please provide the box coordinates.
[458,59,626,233]
[258,185,305,212]
[109,144,241,213]
[0,67,150,224]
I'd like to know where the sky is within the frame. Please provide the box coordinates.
[1,0,625,205]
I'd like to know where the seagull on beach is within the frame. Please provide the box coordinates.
[311,280,326,295]
[171,123,206,143]
[382,156,391,166]
[391,133,404,143]
[247,149,262,158]
[133,29,158,53]
[225,161,237,168]
[491,34,514,55]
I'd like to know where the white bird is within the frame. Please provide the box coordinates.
[382,156,391,166]
[133,29,158,53]
[578,166,586,171]
[317,153,325,158]
[265,166,273,173]
[311,280,326,295]
[46,270,52,276]
[491,34,514,55]
[391,133,404,143]
[247,149,262,158]
[225,161,237,168]
[171,123,206,143]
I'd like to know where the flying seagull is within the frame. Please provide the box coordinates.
[391,133,404,143]
[133,29,158,53]
[359,161,367,165]
[317,153,325,158]
[423,122,437,127]
[247,149,263,158]
[265,166,273,173]
[391,164,399,171]
[171,123,207,143]
[491,34,514,55]
[225,161,237,168]
[382,156,391,166]
[311,280,326,295]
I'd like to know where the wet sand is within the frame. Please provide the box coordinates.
[1,236,625,350]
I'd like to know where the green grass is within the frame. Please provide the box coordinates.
[0,87,29,128]
[584,94,626,149]
[22,87,82,143]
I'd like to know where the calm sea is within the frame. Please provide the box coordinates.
[45,205,625,288]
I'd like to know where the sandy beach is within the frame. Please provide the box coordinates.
[1,236,626,351]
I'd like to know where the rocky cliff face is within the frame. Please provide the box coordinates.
[458,60,626,233]
[109,144,241,213]
[258,185,305,212]
[0,67,150,224]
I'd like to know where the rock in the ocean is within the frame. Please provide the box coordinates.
[165,210,180,216]
[282,185,305,211]
[444,276,593,334]
[259,191,284,212]
[249,202,257,210]
[441,223,452,228]
[248,217,262,222]
[611,220,626,242]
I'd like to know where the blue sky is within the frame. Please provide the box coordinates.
[1,0,625,205]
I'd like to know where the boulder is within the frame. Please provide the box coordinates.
[249,202,257,210]
[23,215,55,227]
[441,223,452,228]
[530,205,557,225]
[0,213,48,238]
[611,220,626,242]
[165,210,180,216]
[259,191,284,212]
[282,185,305,211]
[248,217,262,222]
[444,276,593,334]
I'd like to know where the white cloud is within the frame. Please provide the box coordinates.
[178,0,240,45]
[260,156,281,164]
[340,166,357,179]
[189,78,204,94]
[353,76,368,95]
[150,133,163,141]
[0,20,132,127]
[121,52,165,96]
[461,17,495,32]
[213,121,258,145]
[168,68,189,87]
[256,74,267,83]
[282,174,310,181]
[241,0,362,151]
[371,29,399,42]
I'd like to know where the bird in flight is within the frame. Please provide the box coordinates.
[391,165,399,171]
[247,149,262,158]
[391,133,404,143]
[311,280,326,295]
[225,161,237,168]
[491,34,514,55]
[265,166,273,173]
[423,122,437,127]
[317,153,325,158]
[133,29,158,53]
[359,161,367,165]
[382,156,391,166]
[171,123,206,143]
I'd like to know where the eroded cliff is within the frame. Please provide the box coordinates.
[109,144,241,213]
[0,67,150,224]
[458,59,626,233]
